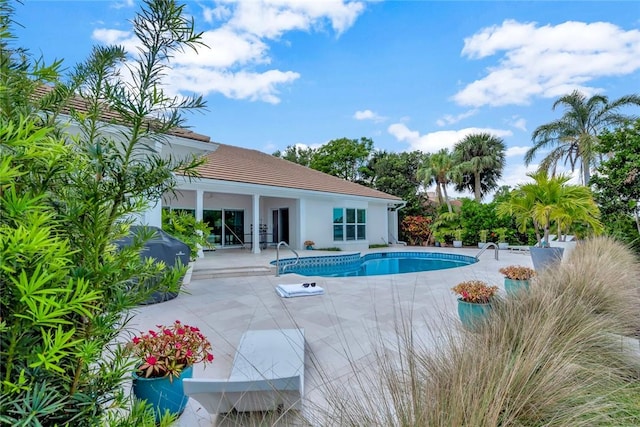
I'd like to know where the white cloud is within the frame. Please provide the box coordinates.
[509,116,527,132]
[436,109,477,126]
[353,109,386,122]
[222,0,365,39]
[93,0,366,104]
[505,146,530,157]
[454,20,640,107]
[168,68,300,104]
[388,124,513,153]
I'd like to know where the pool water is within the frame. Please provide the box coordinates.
[274,251,477,277]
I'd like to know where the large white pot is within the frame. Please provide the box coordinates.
[453,240,463,248]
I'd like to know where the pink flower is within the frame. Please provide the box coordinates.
[177,328,185,335]
[163,329,173,336]
[175,343,182,349]
[145,355,157,365]
[132,336,140,344]
[206,353,214,362]
[186,349,193,357]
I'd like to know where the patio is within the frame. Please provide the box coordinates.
[130,246,533,426]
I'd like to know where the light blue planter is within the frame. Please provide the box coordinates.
[504,278,530,296]
[132,365,192,422]
[530,247,564,271]
[457,298,492,330]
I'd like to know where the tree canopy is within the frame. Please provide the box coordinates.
[452,133,506,202]
[526,90,640,184]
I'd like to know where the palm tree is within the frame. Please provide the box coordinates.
[417,148,454,212]
[452,133,506,202]
[496,171,603,245]
[525,90,640,185]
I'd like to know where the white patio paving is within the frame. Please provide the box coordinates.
[129,245,533,426]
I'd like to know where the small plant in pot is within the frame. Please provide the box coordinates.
[128,320,214,421]
[499,265,536,296]
[452,280,499,330]
[304,240,315,250]
[495,227,509,249]
[453,229,464,248]
[478,229,488,248]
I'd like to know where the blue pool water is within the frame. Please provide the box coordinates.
[272,251,477,277]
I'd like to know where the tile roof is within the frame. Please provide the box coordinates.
[34,86,400,201]
[34,85,211,143]
[195,144,403,201]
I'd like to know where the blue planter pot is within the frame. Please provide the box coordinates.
[530,246,564,271]
[457,298,492,330]
[132,365,193,422]
[504,278,530,296]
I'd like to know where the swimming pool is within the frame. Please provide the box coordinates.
[272,251,477,277]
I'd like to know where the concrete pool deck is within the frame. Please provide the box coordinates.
[130,245,534,426]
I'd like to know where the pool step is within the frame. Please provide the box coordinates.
[191,265,274,279]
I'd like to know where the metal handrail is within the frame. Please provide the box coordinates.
[476,242,499,260]
[224,224,247,249]
[275,241,299,277]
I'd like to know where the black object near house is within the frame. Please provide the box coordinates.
[116,226,190,305]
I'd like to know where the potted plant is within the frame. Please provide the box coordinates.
[453,229,464,248]
[478,229,488,248]
[496,227,509,250]
[496,171,603,271]
[499,265,536,295]
[128,320,214,421]
[452,280,499,330]
[304,240,315,250]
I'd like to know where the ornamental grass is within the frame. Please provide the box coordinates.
[318,236,640,426]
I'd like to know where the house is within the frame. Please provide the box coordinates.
[158,136,406,253]
[36,86,405,253]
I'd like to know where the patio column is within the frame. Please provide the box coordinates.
[252,194,260,254]
[195,190,204,258]
[195,190,203,222]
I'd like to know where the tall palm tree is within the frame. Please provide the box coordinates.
[417,148,454,212]
[452,133,506,202]
[525,90,640,185]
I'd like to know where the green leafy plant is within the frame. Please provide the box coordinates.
[1,1,207,424]
[453,229,464,242]
[452,280,499,303]
[129,321,214,380]
[495,227,509,243]
[499,265,536,280]
[162,209,212,259]
[479,229,488,242]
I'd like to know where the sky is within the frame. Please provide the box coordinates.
[12,0,640,196]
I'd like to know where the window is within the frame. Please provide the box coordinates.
[333,208,366,241]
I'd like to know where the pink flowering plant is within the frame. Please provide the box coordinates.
[452,280,499,304]
[129,320,214,380]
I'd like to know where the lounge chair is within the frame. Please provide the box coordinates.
[183,328,305,414]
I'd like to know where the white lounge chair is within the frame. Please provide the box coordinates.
[183,328,305,414]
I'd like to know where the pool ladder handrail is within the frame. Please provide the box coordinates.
[476,241,499,260]
[275,241,299,277]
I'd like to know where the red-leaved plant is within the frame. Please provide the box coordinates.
[452,280,499,304]
[129,320,214,380]
[499,265,536,280]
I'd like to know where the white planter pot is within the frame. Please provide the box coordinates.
[478,242,486,249]
[498,242,509,250]
[453,240,463,248]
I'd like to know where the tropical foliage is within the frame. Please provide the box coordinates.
[452,132,506,202]
[400,215,433,246]
[496,171,603,245]
[418,148,454,212]
[526,90,640,184]
[1,1,204,425]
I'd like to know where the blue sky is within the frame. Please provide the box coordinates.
[13,1,640,193]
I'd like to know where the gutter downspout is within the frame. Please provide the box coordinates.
[388,201,407,246]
